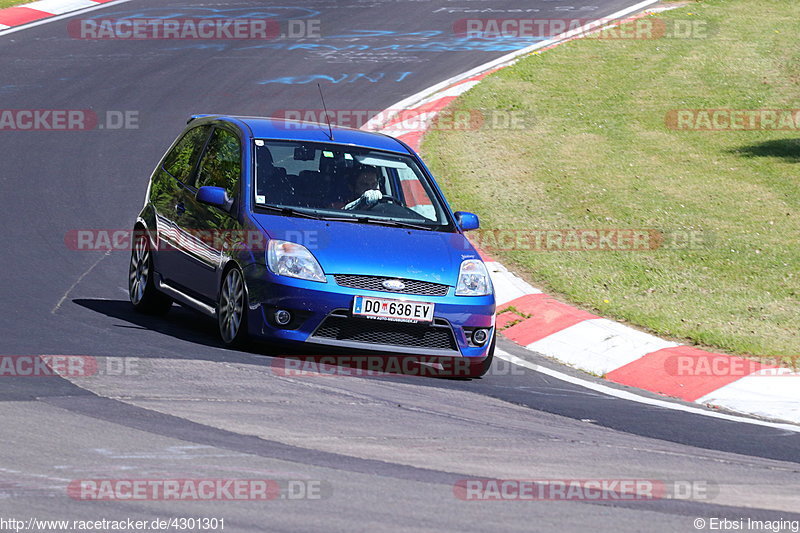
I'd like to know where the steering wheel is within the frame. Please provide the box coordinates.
[365,195,401,208]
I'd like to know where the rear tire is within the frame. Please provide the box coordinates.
[218,266,250,348]
[128,232,172,315]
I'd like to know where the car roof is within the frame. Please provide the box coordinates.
[189,114,412,154]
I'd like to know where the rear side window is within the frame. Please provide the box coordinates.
[162,125,211,183]
[196,128,242,199]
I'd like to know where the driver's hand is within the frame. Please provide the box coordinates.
[344,189,382,210]
[362,189,382,206]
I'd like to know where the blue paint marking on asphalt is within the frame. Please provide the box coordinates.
[257,72,414,85]
[0,84,45,94]
[319,30,445,40]
[164,38,543,54]
[164,43,231,52]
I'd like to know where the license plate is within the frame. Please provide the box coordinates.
[352,296,434,324]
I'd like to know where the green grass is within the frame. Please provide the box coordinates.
[423,0,800,358]
[0,0,31,8]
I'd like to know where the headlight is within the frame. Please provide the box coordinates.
[267,240,326,283]
[455,259,492,296]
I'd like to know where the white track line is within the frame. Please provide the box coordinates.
[51,250,111,314]
[24,0,99,15]
[496,349,800,433]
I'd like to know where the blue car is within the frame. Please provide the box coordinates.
[129,115,496,376]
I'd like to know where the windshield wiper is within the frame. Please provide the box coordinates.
[256,205,436,230]
[256,204,324,220]
[354,217,434,231]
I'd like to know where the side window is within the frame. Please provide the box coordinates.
[162,125,211,183]
[196,128,242,199]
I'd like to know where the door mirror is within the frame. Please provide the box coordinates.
[454,211,479,231]
[196,186,232,211]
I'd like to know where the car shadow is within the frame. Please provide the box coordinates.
[74,298,233,351]
[72,298,475,380]
[728,138,800,161]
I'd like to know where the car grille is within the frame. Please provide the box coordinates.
[333,274,449,296]
[312,311,458,351]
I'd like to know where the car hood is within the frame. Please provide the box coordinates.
[251,213,479,286]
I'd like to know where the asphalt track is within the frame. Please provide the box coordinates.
[1,1,799,531]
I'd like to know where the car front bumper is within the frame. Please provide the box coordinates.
[243,264,495,358]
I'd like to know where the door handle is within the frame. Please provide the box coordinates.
[175,202,186,215]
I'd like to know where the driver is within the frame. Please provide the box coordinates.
[343,167,382,210]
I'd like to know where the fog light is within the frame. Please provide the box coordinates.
[274,309,292,326]
[472,328,489,346]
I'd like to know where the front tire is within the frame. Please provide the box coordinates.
[218,266,249,348]
[467,335,495,378]
[128,232,172,315]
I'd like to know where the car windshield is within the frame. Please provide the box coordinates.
[252,140,451,230]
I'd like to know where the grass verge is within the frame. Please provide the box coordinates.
[423,0,799,358]
[0,0,33,8]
